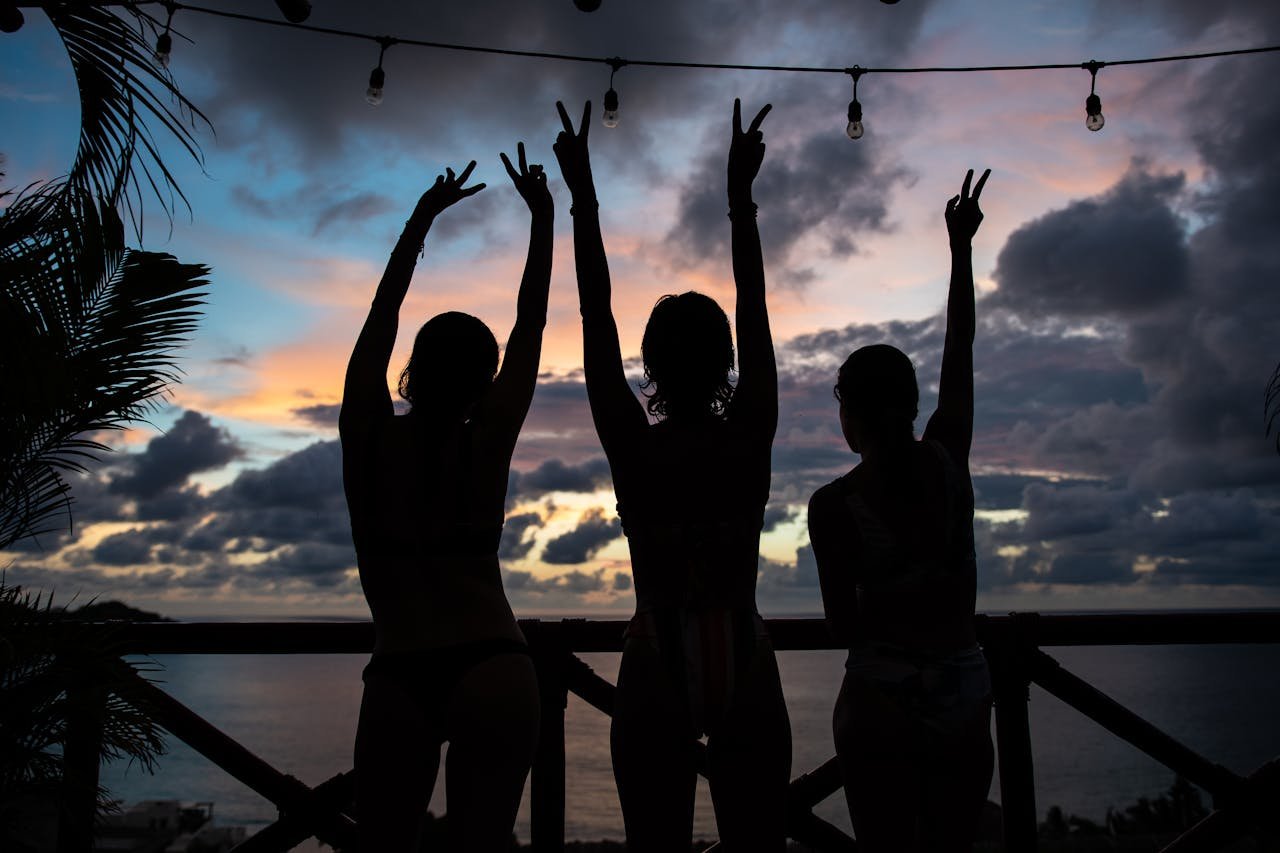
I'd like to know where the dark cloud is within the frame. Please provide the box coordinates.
[252,543,358,588]
[111,411,243,499]
[232,183,397,238]
[509,456,613,501]
[761,503,798,533]
[541,507,622,564]
[502,567,608,596]
[293,403,342,429]
[498,511,545,560]
[668,129,913,286]
[990,164,1189,318]
[175,0,940,171]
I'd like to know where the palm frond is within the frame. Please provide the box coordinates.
[0,184,208,550]
[1266,361,1280,454]
[44,5,210,241]
[0,583,167,836]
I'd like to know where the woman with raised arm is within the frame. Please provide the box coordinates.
[808,170,994,853]
[552,99,791,852]
[341,148,552,852]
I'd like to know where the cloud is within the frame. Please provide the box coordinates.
[292,403,342,428]
[989,164,1189,318]
[509,456,613,501]
[667,129,913,286]
[498,511,545,560]
[110,411,243,499]
[540,507,622,564]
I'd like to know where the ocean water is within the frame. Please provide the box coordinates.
[100,643,1280,848]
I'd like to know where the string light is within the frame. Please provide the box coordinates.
[602,58,625,128]
[60,3,1280,137]
[154,2,176,68]
[273,1,311,24]
[366,37,394,106]
[846,67,865,140]
[1084,60,1105,132]
[0,4,24,34]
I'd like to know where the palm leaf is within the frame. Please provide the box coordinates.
[44,4,210,240]
[0,583,167,838]
[1266,361,1280,454]
[0,184,208,550]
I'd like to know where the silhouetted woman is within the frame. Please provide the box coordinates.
[552,99,791,852]
[808,170,993,853]
[341,148,552,852]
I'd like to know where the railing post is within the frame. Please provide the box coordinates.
[530,620,567,853]
[988,612,1039,853]
[58,656,107,853]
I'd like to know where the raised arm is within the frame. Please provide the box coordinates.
[476,143,554,444]
[923,168,989,463]
[553,100,647,455]
[340,164,485,440]
[725,99,778,437]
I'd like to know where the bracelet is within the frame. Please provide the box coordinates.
[727,201,758,220]
[401,221,427,257]
[570,199,599,217]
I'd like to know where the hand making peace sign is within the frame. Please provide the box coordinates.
[945,168,990,247]
[728,98,772,204]
[553,100,596,203]
[500,141,553,218]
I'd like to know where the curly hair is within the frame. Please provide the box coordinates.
[398,311,499,418]
[640,292,736,420]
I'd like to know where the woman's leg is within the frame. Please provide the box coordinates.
[921,701,994,853]
[833,674,922,853]
[611,639,698,853]
[443,651,541,853]
[706,640,792,853]
[354,670,442,852]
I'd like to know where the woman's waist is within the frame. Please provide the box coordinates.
[625,605,766,639]
[370,600,523,655]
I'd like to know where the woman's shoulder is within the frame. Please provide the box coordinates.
[810,469,859,513]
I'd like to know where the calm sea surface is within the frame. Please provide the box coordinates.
[101,642,1280,848]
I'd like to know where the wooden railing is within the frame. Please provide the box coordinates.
[53,612,1280,852]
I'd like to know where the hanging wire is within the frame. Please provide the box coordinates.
[147,1,1280,78]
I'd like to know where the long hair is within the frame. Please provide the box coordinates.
[640,292,736,420]
[835,344,919,437]
[398,311,499,419]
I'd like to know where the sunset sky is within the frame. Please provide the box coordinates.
[3,0,1279,616]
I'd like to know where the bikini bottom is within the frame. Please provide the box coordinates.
[362,638,531,735]
[625,607,768,739]
[844,642,991,737]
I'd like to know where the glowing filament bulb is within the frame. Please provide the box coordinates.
[154,31,172,68]
[846,98,864,140]
[366,66,385,106]
[1085,93,1105,132]
[603,87,619,128]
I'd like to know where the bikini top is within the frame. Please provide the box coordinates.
[842,440,976,593]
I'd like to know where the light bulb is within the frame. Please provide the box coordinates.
[366,67,385,106]
[154,32,172,68]
[846,98,864,140]
[602,87,619,128]
[1,5,25,33]
[1085,93,1104,132]
[274,0,312,23]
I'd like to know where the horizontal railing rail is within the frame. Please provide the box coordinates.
[43,611,1280,853]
